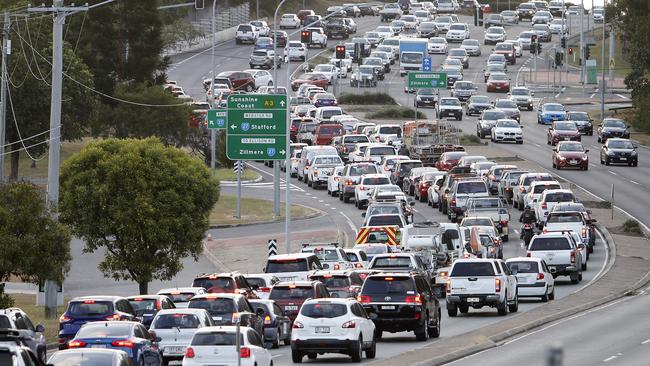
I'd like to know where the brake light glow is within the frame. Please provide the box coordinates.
[495,278,502,292]
[83,300,95,304]
[355,262,363,268]
[185,347,195,358]
[526,252,531,257]
[259,287,271,292]
[240,347,251,358]
[451,199,456,206]
[345,180,353,186]
[232,313,240,322]
[405,295,422,304]
[581,227,587,238]
[570,250,576,264]
[342,320,356,328]
[537,273,545,280]
[293,321,304,328]
[111,340,135,348]
[446,279,452,293]
[68,340,87,348]
[501,220,508,225]
[264,315,272,325]
[105,314,120,321]
[59,314,71,323]
[358,295,371,303]
[541,202,547,210]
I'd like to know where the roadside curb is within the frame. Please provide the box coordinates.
[219,175,264,185]
[208,204,327,229]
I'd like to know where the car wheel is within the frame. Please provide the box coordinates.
[272,330,280,348]
[415,314,429,341]
[307,353,317,360]
[429,310,441,338]
[497,297,508,316]
[343,194,350,203]
[570,272,580,284]
[582,261,587,271]
[508,291,519,312]
[447,303,458,317]
[605,157,610,166]
[549,288,555,300]
[351,337,363,362]
[374,329,383,340]
[292,350,303,363]
[366,338,377,358]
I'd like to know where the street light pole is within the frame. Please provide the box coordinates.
[210,0,217,172]
[273,0,290,218]
[580,0,584,83]
[600,0,606,121]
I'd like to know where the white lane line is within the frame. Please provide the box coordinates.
[318,200,324,203]
[608,170,618,176]
[631,180,640,185]
[305,192,311,196]
[616,94,628,100]
[339,211,358,236]
[330,207,337,210]
[642,339,650,345]
[533,143,541,147]
[325,203,330,206]
[590,93,597,98]
[603,356,617,362]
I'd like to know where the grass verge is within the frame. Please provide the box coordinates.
[567,31,629,79]
[338,92,397,105]
[460,134,482,145]
[366,106,426,119]
[209,195,318,226]
[214,168,260,181]
[10,294,66,344]
[2,139,87,180]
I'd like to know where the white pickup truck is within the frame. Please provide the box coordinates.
[526,232,584,284]
[464,197,511,241]
[301,243,354,271]
[446,258,518,316]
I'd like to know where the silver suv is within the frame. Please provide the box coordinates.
[0,308,46,362]
[0,329,45,365]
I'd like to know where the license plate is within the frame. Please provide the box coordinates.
[495,86,501,90]
[380,305,396,310]
[214,316,222,321]
[315,327,330,333]
[91,345,107,349]
[620,157,627,161]
[570,160,577,164]
[165,346,185,354]
[564,137,570,140]
[285,306,298,311]
[466,297,480,303]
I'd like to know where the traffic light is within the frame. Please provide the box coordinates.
[335,44,346,59]
[195,0,204,10]
[568,47,573,55]
[585,45,591,59]
[301,30,311,44]
[561,36,566,48]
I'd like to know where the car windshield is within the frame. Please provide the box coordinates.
[350,165,378,175]
[359,66,375,74]
[545,104,564,111]
[484,111,506,120]
[462,218,493,226]
[193,278,234,292]
[555,122,577,131]
[456,181,487,194]
[189,298,236,316]
[307,248,338,261]
[495,44,511,51]
[487,28,503,34]
[366,32,379,38]
[490,74,508,81]
[383,39,399,46]
[419,89,435,96]
[343,135,368,143]
[603,120,626,128]
[299,123,317,132]
[301,303,347,318]
[568,112,589,121]
[450,49,465,56]
[310,276,351,289]
[420,22,435,29]
[430,38,445,44]
[449,24,465,30]
[314,65,331,72]
[401,53,422,63]
[369,147,395,157]
[470,198,501,208]
[356,245,388,255]
[67,301,113,316]
[471,96,490,103]
[497,120,519,128]
[252,50,267,57]
[266,258,309,273]
[511,88,530,95]
[495,100,516,108]
[463,39,479,46]
[270,287,313,299]
[450,262,495,276]
[441,99,460,106]
[367,215,403,227]
[377,27,392,32]
[547,212,583,223]
[437,16,451,23]
[128,299,157,315]
[362,277,414,293]
[76,323,132,338]
[362,177,390,185]
[533,184,560,193]
[530,237,572,250]
[318,126,342,134]
[507,261,539,273]
[191,332,243,346]
[559,143,584,151]
[153,313,200,329]
[519,32,534,39]
[608,140,634,149]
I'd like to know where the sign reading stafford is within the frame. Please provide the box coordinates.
[407,71,447,89]
[226,94,287,160]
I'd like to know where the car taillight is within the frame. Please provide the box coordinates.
[405,295,422,304]
[359,185,369,191]
[357,295,371,303]
[446,279,452,293]
[570,250,576,264]
[345,179,353,186]
[293,321,304,329]
[537,273,545,280]
[185,347,195,358]
[495,278,502,292]
[259,287,271,292]
[490,175,496,181]
[342,320,356,328]
[451,199,456,206]
[111,340,135,348]
[105,314,120,321]
[355,262,363,268]
[526,252,531,257]
[541,202,547,210]
[264,315,272,325]
[240,347,251,358]
[334,264,341,270]
[68,340,87,348]
[520,186,526,192]
[581,228,587,238]
[59,314,71,323]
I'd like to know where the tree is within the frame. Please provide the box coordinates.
[6,14,98,180]
[59,138,220,294]
[98,83,193,147]
[0,182,72,308]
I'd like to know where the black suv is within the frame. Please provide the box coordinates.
[358,273,441,341]
[325,18,348,39]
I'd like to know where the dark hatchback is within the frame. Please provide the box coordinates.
[567,111,594,135]
[358,273,441,341]
[125,295,176,329]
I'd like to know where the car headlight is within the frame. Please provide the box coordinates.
[559,156,566,160]
[631,150,638,156]
[582,155,588,160]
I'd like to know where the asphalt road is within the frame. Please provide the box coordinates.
[447,287,650,366]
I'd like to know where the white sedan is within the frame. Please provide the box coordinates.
[491,119,523,144]
[244,69,274,88]
[327,166,345,196]
[183,326,272,366]
[313,64,340,84]
[354,174,392,209]
[428,37,448,54]
[279,13,300,29]
[504,39,522,57]
[549,19,567,34]
[286,41,308,61]
[506,257,555,302]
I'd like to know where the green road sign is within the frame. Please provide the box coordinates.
[407,71,447,89]
[226,94,287,161]
[207,109,227,129]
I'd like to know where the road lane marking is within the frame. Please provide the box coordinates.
[616,94,628,100]
[318,200,324,203]
[608,170,617,176]
[590,93,596,98]
[631,180,640,185]
[339,211,358,236]
[642,339,650,345]
[603,356,617,362]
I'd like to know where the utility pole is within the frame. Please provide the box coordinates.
[0,12,10,183]
[210,0,217,173]
[600,0,606,121]
[608,23,615,80]
[28,0,93,319]
[580,0,584,83]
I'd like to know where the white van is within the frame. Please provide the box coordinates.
[314,106,343,123]
[298,145,338,182]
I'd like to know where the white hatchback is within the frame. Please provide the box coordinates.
[505,257,555,302]
[286,41,308,61]
[355,174,392,209]
[182,326,272,366]
[291,298,376,363]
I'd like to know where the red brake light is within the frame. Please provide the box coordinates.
[264,315,272,325]
[541,202,547,210]
[185,347,195,358]
[342,320,356,328]
[446,279,452,293]
[354,263,363,268]
[526,252,532,257]
[68,340,87,348]
[495,278,502,292]
[59,314,71,323]
[105,314,120,321]
[293,321,304,329]
[451,199,456,206]
[537,273,545,280]
[259,287,271,292]
[405,295,422,304]
[111,340,135,348]
[83,300,95,304]
[500,220,508,226]
[570,250,576,264]
[357,295,371,303]
[240,347,251,358]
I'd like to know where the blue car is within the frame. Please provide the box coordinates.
[537,103,567,124]
[58,296,137,349]
[68,321,162,365]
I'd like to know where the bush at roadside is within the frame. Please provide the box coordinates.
[366,106,426,119]
[338,92,397,105]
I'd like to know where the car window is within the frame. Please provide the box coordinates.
[188,298,236,316]
[529,237,572,250]
[76,323,132,338]
[266,258,309,272]
[67,301,113,316]
[192,331,243,345]
[507,261,539,273]
[450,262,495,276]
[270,287,314,299]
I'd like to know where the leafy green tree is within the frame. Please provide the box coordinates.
[0,182,72,308]
[59,138,220,294]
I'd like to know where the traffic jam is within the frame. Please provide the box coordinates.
[42,0,624,365]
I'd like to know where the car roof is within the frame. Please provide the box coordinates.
[191,293,242,300]
[268,253,315,260]
[157,287,205,293]
[156,308,209,315]
[70,296,123,302]
[505,256,544,264]
[274,281,319,287]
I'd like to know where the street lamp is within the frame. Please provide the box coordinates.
[210,0,217,172]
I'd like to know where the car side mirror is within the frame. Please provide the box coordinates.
[361,212,366,217]
[585,149,589,153]
[520,125,524,129]
[257,308,266,317]
[35,324,45,333]
[444,189,450,194]
[578,243,586,249]
[511,268,518,275]
[633,145,638,150]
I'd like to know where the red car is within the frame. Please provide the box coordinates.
[486,72,511,92]
[217,71,256,92]
[269,281,329,323]
[297,9,315,22]
[414,172,441,202]
[436,151,468,171]
[494,42,516,65]
[547,121,581,145]
[291,73,329,91]
[552,141,589,170]
[312,124,344,145]
[272,30,288,47]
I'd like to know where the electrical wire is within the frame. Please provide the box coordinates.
[64,11,87,73]
[23,16,52,81]
[12,19,51,86]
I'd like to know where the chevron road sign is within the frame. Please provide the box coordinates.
[268,239,278,256]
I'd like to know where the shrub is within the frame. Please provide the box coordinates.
[623,219,643,235]
[366,106,426,119]
[338,92,397,105]
[460,134,482,145]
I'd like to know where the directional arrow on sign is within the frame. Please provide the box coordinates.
[280,100,286,107]
[279,149,286,155]
[230,124,237,130]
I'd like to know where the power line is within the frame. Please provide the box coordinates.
[64,11,87,73]
[6,78,49,161]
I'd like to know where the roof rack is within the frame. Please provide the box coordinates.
[302,242,340,248]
